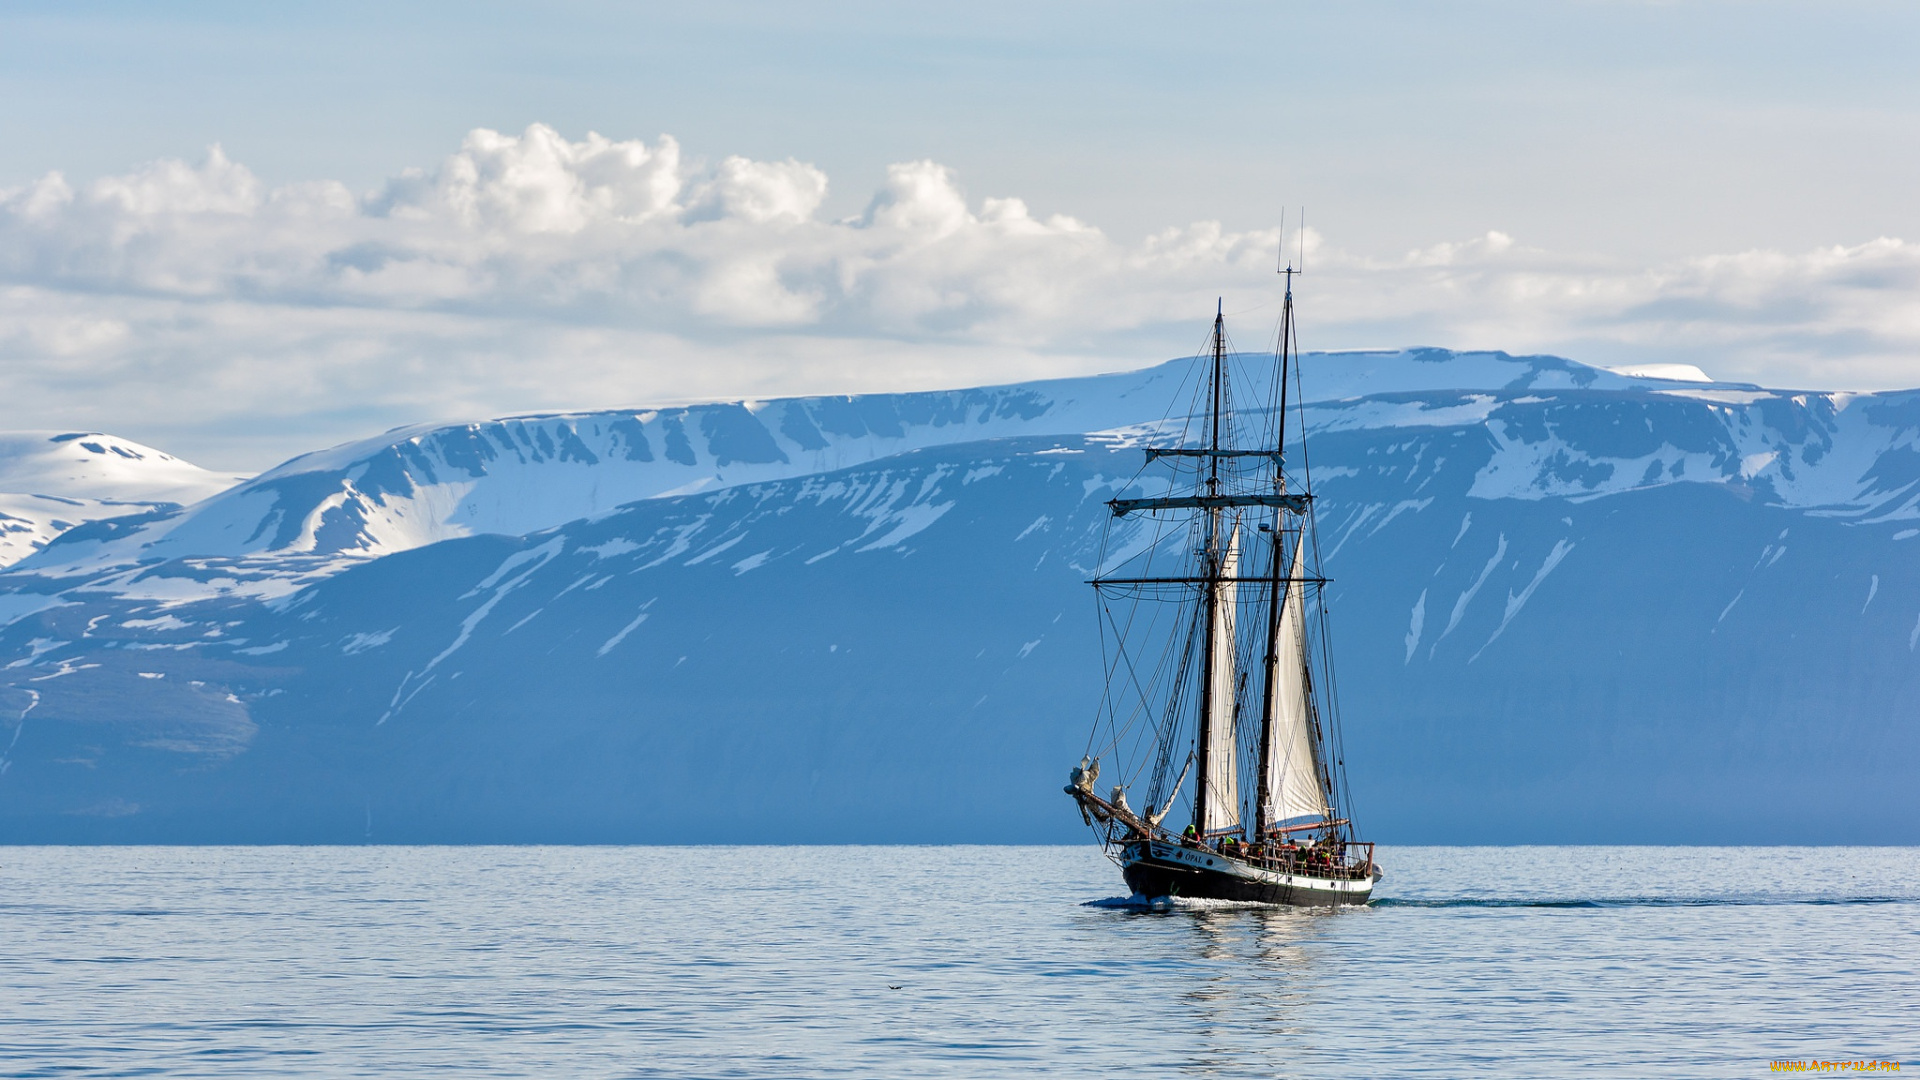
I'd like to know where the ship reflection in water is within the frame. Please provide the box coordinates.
[1184,907,1328,1072]
[1084,897,1339,1073]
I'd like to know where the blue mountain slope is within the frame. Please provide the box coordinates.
[3,369,1918,842]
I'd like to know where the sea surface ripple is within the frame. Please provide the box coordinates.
[1,845,1914,1077]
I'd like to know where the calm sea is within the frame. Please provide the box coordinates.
[1,846,1913,1078]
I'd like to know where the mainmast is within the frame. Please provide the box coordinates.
[1252,264,1342,841]
[1254,271,1295,838]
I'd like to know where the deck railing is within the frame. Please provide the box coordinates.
[1071,784,1375,880]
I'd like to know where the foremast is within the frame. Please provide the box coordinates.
[1193,302,1231,838]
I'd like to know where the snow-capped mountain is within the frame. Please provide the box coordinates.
[11,347,1658,581]
[1,350,1916,843]
[0,432,244,569]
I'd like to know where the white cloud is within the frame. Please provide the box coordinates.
[371,126,683,233]
[91,144,262,216]
[0,123,1915,469]
[1320,232,1920,389]
[0,125,1250,340]
[685,156,828,225]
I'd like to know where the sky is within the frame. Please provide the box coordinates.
[1,0,1917,471]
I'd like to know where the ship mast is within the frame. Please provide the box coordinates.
[1254,269,1295,839]
[1192,300,1227,838]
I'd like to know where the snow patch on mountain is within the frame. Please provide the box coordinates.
[1450,387,1920,517]
[1436,533,1509,655]
[0,432,241,505]
[0,432,244,568]
[1471,538,1576,661]
[1606,363,1713,383]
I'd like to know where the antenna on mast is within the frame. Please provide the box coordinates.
[1278,208,1305,293]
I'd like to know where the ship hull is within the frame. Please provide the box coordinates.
[1118,840,1374,907]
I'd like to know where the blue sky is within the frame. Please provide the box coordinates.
[2,1,1916,469]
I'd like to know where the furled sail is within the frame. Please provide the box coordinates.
[1262,532,1330,824]
[1201,526,1241,832]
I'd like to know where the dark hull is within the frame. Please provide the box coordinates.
[1118,840,1374,907]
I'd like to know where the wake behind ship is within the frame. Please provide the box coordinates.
[1066,269,1380,906]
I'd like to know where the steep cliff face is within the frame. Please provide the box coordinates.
[2,352,1916,842]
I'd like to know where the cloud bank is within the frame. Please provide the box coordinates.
[1,123,1915,469]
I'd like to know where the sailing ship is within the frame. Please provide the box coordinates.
[1066,267,1379,906]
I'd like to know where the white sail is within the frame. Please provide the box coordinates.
[1202,526,1240,832]
[1263,532,1330,825]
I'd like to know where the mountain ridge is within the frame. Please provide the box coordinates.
[1,347,1915,843]
[10,346,1687,579]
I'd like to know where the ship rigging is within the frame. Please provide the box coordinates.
[1067,267,1379,905]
